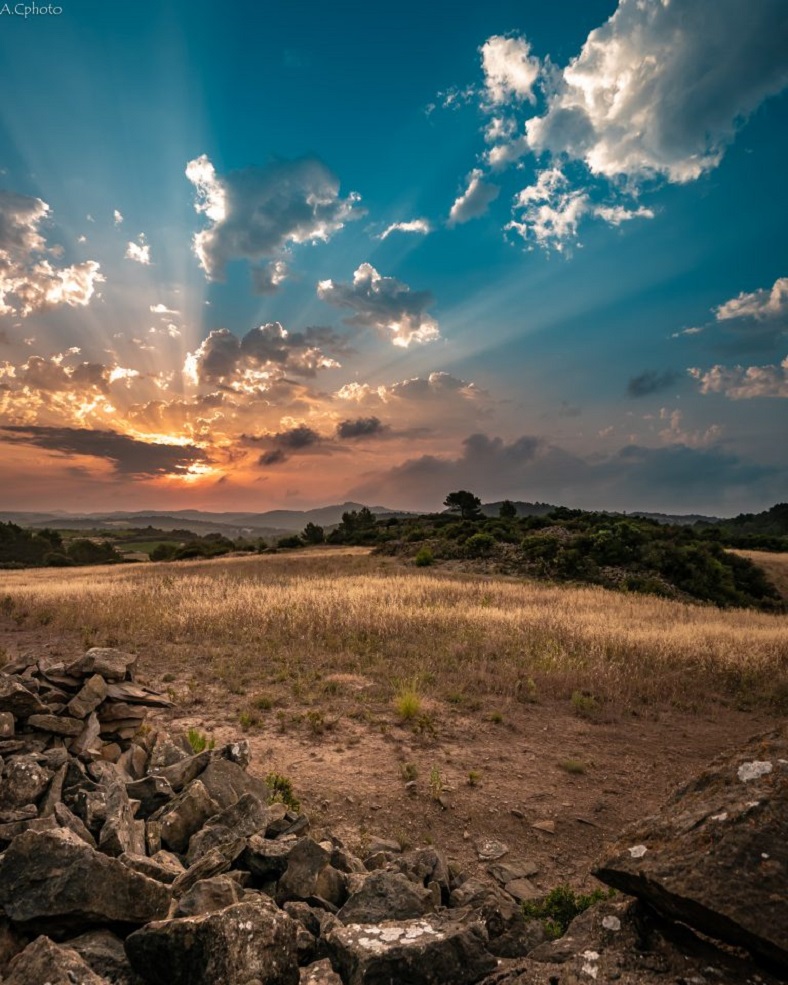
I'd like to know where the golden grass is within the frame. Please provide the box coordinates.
[1,549,786,711]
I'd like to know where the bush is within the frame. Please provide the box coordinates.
[465,532,495,557]
[523,885,614,939]
[277,535,303,549]
[414,547,434,567]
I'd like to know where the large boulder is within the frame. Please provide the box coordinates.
[0,677,47,717]
[66,647,137,682]
[4,935,109,985]
[186,792,268,863]
[326,915,497,985]
[594,723,788,971]
[0,754,52,810]
[158,779,219,853]
[337,871,433,924]
[125,896,299,985]
[0,828,171,928]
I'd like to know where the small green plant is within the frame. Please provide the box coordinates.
[400,762,419,782]
[429,765,443,800]
[306,710,326,735]
[238,710,260,730]
[254,693,274,710]
[162,672,176,683]
[515,677,538,703]
[187,728,215,753]
[488,710,504,724]
[522,885,615,939]
[467,770,481,787]
[571,690,600,718]
[414,546,434,567]
[395,683,423,721]
[559,759,586,775]
[265,772,300,812]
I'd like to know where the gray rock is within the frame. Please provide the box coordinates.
[397,847,451,902]
[475,837,509,861]
[0,915,26,976]
[39,763,67,816]
[0,827,171,927]
[159,779,220,853]
[242,834,295,880]
[278,838,347,908]
[220,738,251,768]
[120,850,185,884]
[173,874,245,917]
[66,929,137,984]
[66,674,108,719]
[125,896,299,985]
[300,958,342,984]
[0,754,52,810]
[337,871,432,924]
[0,711,14,737]
[70,711,102,758]
[0,815,57,847]
[0,677,47,717]
[198,756,271,810]
[171,840,246,897]
[4,935,108,985]
[66,647,138,682]
[187,792,269,864]
[488,861,539,885]
[26,711,89,736]
[151,748,211,791]
[125,774,174,817]
[504,878,541,903]
[594,722,788,971]
[327,915,497,985]
[54,801,97,847]
[98,777,140,857]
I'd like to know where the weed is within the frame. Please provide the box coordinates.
[307,710,326,735]
[522,885,615,939]
[488,711,504,724]
[413,712,437,738]
[559,759,586,775]
[238,710,260,730]
[400,762,419,782]
[254,694,275,710]
[162,672,176,683]
[187,728,215,753]
[395,683,423,721]
[265,772,300,812]
[414,547,434,567]
[571,690,600,719]
[467,770,481,787]
[429,766,443,800]
[515,677,539,703]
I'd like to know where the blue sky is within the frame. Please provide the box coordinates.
[0,0,786,514]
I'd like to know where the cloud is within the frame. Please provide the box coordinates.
[524,0,788,184]
[379,219,432,240]
[185,322,344,388]
[336,371,485,406]
[250,423,322,466]
[185,153,362,281]
[317,263,440,347]
[336,416,387,440]
[113,210,124,225]
[125,235,151,265]
[480,35,540,106]
[0,425,206,476]
[0,190,103,317]
[507,167,653,249]
[251,259,289,295]
[348,430,779,513]
[448,169,500,226]
[715,276,787,322]
[150,303,179,316]
[690,356,788,399]
[627,369,680,398]
[677,276,788,353]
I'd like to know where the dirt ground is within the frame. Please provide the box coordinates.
[1,617,778,894]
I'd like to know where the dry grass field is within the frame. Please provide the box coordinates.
[2,547,786,886]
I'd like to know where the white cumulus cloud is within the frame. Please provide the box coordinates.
[690,357,788,399]
[481,35,541,106]
[448,169,500,226]
[125,235,151,265]
[379,219,432,240]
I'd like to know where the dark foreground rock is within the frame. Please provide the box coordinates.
[594,722,788,971]
[125,896,299,985]
[4,935,109,985]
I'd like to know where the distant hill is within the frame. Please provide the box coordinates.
[0,502,414,538]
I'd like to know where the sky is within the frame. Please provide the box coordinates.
[0,0,786,516]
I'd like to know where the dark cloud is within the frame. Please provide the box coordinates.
[186,322,345,386]
[185,154,362,281]
[347,431,782,514]
[0,426,206,477]
[251,260,288,295]
[336,416,387,440]
[627,370,680,398]
[248,424,322,468]
[259,448,287,467]
[274,425,321,449]
[317,263,440,347]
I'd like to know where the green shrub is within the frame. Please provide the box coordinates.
[414,547,434,567]
[187,728,215,753]
[266,772,300,812]
[522,885,614,939]
[465,532,495,557]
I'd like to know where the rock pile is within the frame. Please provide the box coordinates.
[0,648,544,985]
[1,651,785,985]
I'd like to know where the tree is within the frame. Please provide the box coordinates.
[443,490,482,520]
[499,500,517,519]
[302,522,325,544]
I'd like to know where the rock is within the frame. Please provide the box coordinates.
[66,930,137,984]
[173,874,245,917]
[54,801,97,847]
[3,935,108,985]
[0,816,57,847]
[300,958,343,984]
[66,647,138,682]
[98,778,143,857]
[504,878,541,903]
[125,896,299,985]
[159,779,220,853]
[0,711,14,737]
[198,756,271,810]
[337,871,433,924]
[594,723,788,971]
[104,681,173,706]
[70,710,102,758]
[120,850,185,884]
[39,763,67,816]
[0,677,47,717]
[171,840,246,897]
[151,748,211,791]
[26,712,87,736]
[397,847,451,902]
[220,738,251,768]
[326,915,497,985]
[0,916,26,976]
[242,834,295,880]
[118,742,149,780]
[366,836,402,855]
[67,674,108,719]
[475,837,509,861]
[186,792,268,864]
[531,820,555,834]
[488,861,539,885]
[278,838,347,908]
[0,754,52,809]
[125,774,174,817]
[0,827,171,927]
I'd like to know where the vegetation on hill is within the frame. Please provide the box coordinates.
[0,522,122,568]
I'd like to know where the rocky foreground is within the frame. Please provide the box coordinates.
[0,648,785,984]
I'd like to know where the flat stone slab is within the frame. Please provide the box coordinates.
[594,723,788,971]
